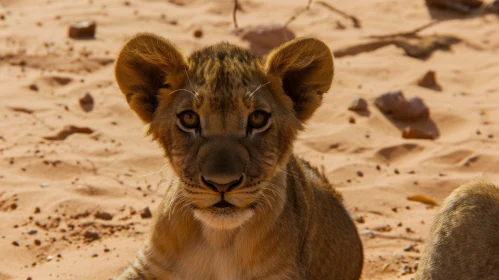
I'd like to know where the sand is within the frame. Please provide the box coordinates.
[1,0,498,279]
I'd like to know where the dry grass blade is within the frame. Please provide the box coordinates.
[407,195,438,206]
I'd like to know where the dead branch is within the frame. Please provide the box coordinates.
[366,21,440,39]
[284,0,313,27]
[233,0,239,29]
[315,1,361,28]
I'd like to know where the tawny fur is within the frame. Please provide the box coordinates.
[113,33,363,280]
[416,179,499,280]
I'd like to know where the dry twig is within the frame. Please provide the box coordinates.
[233,0,239,29]
[315,1,361,28]
[366,21,440,39]
[284,0,313,27]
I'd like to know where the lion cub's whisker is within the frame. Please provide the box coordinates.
[136,163,171,178]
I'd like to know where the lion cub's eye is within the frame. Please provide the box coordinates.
[248,111,271,130]
[178,110,200,130]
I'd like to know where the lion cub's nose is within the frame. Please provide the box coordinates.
[200,174,244,192]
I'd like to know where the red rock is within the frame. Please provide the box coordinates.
[68,21,96,39]
[193,29,203,38]
[79,92,94,112]
[348,97,368,111]
[83,230,100,242]
[402,126,434,140]
[240,24,296,55]
[139,207,152,219]
[392,97,430,121]
[28,84,39,91]
[94,211,113,221]
[375,91,430,121]
[374,90,406,114]
[417,70,441,90]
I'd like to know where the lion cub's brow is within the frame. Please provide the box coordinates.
[186,42,267,111]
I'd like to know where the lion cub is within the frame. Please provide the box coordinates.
[113,33,363,279]
[416,179,499,280]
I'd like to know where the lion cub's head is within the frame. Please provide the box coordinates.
[115,33,334,230]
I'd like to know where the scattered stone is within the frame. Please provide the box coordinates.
[40,183,49,188]
[79,92,94,112]
[193,29,203,38]
[403,244,415,252]
[348,97,368,111]
[394,169,400,174]
[349,116,356,124]
[417,70,441,91]
[94,211,113,221]
[10,203,17,210]
[46,256,53,261]
[104,247,111,253]
[34,207,41,214]
[425,0,483,13]
[12,241,20,247]
[374,224,392,232]
[91,253,99,258]
[355,216,365,224]
[392,97,430,121]
[375,90,430,121]
[356,170,364,177]
[414,261,420,271]
[27,229,38,235]
[83,230,100,242]
[139,207,152,219]
[407,195,438,206]
[43,125,94,141]
[34,239,41,246]
[374,90,405,114]
[400,264,413,275]
[382,263,390,272]
[28,84,39,91]
[68,20,97,39]
[240,24,296,55]
[402,126,434,140]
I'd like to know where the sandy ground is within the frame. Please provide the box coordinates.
[1,0,499,279]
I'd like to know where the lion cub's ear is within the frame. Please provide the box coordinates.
[265,37,334,122]
[115,33,187,123]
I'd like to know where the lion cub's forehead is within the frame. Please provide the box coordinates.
[187,42,268,111]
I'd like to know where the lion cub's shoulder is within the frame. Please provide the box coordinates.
[288,155,343,202]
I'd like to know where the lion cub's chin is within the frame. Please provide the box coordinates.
[193,207,255,230]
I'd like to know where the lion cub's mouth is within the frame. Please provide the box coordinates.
[213,200,233,208]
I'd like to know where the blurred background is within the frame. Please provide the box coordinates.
[1,0,498,279]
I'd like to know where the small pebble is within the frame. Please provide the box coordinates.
[139,207,152,219]
[193,29,203,38]
[348,97,368,111]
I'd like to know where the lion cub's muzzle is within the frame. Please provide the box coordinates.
[196,138,250,206]
[200,174,245,207]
